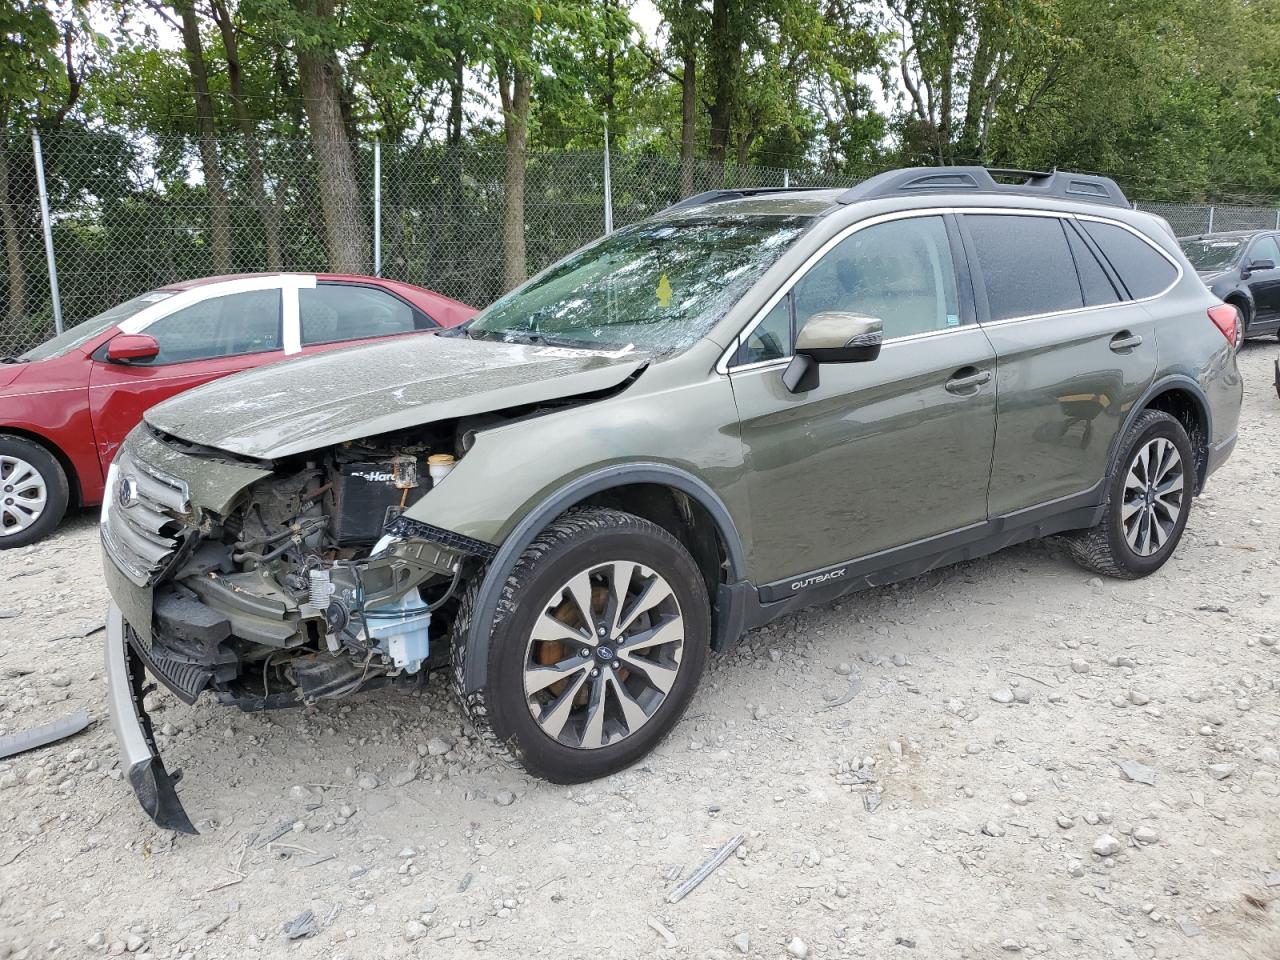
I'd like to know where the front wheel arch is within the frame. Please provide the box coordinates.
[0,427,83,508]
[455,463,746,696]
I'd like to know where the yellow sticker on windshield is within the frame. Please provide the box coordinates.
[656,273,673,307]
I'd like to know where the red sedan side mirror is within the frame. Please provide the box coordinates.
[106,333,160,363]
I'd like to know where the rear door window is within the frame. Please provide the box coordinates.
[300,284,429,346]
[1079,220,1178,299]
[965,214,1083,321]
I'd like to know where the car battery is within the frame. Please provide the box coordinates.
[332,458,426,545]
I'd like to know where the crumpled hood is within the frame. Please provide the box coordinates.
[145,334,647,459]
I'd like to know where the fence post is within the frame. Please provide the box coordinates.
[1274,208,1278,231]
[784,168,790,189]
[373,138,382,277]
[602,119,614,235]
[1206,206,1215,233]
[31,130,63,335]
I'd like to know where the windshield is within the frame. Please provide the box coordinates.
[19,290,175,361]
[463,214,813,353]
[1180,237,1244,272]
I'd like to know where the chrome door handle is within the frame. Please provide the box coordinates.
[1110,332,1143,352]
[945,369,992,393]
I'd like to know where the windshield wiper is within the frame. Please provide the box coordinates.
[0,356,26,364]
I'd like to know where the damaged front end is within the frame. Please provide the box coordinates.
[102,422,496,832]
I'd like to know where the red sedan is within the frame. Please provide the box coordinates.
[0,273,474,548]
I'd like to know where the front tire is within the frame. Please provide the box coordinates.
[453,507,710,783]
[0,435,69,549]
[1068,409,1194,579]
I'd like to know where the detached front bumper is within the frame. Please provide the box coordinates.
[105,603,197,834]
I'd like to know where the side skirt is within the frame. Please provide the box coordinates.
[736,488,1105,633]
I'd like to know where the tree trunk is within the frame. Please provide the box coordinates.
[211,0,283,269]
[176,0,232,273]
[498,62,531,291]
[680,50,696,197]
[706,0,738,183]
[295,0,369,274]
[447,48,465,146]
[0,139,25,326]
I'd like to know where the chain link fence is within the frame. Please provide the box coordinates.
[3,128,1280,356]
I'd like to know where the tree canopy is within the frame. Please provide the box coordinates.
[3,0,1279,342]
[6,0,1276,195]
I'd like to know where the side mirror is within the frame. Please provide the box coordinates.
[783,313,883,394]
[106,333,160,363]
[1244,258,1275,277]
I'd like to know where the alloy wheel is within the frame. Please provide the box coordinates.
[1121,437,1184,557]
[0,455,48,538]
[522,560,685,749]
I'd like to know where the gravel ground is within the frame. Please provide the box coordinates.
[1,342,1278,960]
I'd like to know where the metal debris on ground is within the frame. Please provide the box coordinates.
[647,916,678,947]
[282,909,318,940]
[51,620,106,641]
[817,676,862,711]
[667,833,746,904]
[0,709,90,760]
[253,820,295,848]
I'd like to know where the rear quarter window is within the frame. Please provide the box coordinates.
[1080,221,1179,300]
[1065,222,1120,306]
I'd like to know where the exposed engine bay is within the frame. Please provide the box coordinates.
[131,419,497,713]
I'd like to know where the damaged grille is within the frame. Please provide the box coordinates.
[102,452,192,586]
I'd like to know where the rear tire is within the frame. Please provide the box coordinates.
[452,507,710,783]
[1068,410,1194,579]
[0,435,69,549]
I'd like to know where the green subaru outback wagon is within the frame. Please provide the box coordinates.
[101,167,1241,831]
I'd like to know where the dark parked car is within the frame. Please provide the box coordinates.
[1179,229,1280,340]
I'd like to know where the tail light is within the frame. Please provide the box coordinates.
[1207,303,1241,347]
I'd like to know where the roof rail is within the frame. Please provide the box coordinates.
[837,166,1130,210]
[658,186,819,216]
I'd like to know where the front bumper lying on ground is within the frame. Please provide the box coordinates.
[105,602,197,834]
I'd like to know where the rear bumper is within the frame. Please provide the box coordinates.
[1205,431,1237,481]
[105,602,197,834]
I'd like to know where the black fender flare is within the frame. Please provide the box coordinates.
[1106,374,1212,483]
[1220,288,1253,329]
[459,462,747,694]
